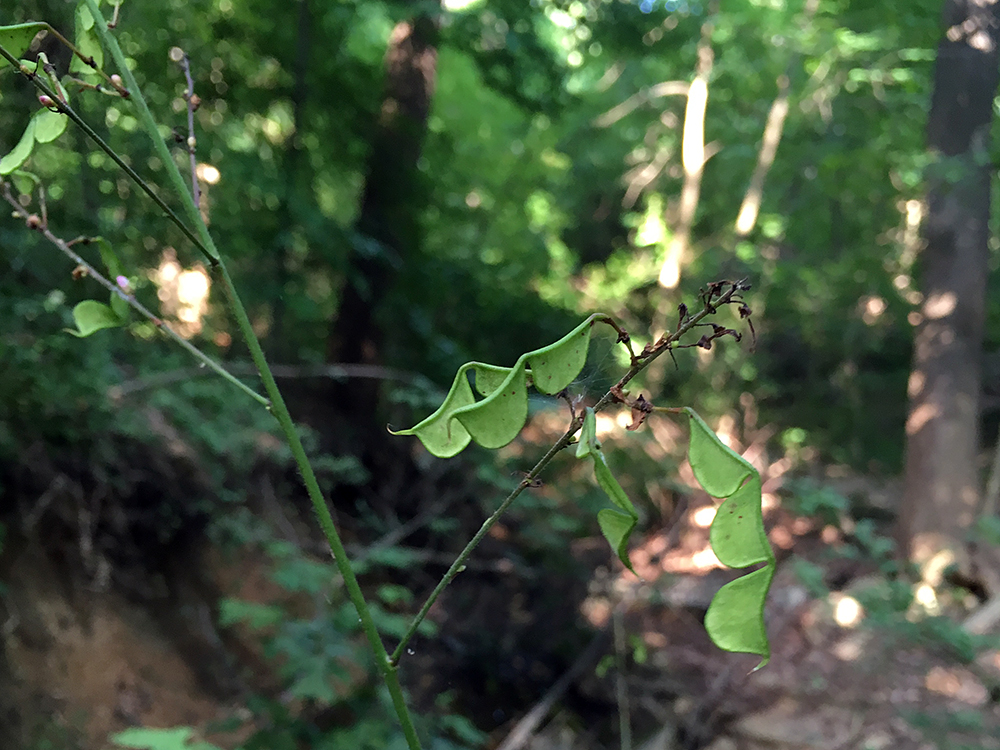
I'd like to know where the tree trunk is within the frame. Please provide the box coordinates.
[328,13,439,371]
[898,0,1000,582]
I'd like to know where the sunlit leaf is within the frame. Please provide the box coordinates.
[0,23,46,69]
[685,407,774,667]
[68,299,124,337]
[686,408,755,498]
[392,315,605,456]
[0,118,36,175]
[709,475,770,568]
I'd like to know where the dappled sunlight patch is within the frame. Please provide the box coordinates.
[151,248,212,338]
[925,666,989,706]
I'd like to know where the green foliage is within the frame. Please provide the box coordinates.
[575,406,638,573]
[686,409,774,667]
[111,727,221,750]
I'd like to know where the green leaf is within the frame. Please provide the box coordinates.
[76,1,95,31]
[597,508,637,573]
[392,314,605,456]
[67,300,124,337]
[94,236,124,278]
[69,18,103,75]
[0,117,36,175]
[576,405,598,458]
[685,407,774,668]
[686,408,754,497]
[451,361,528,449]
[0,23,46,69]
[578,407,638,572]
[33,107,67,144]
[709,476,770,568]
[525,315,595,394]
[703,565,774,668]
[388,363,475,457]
[111,727,221,750]
[471,362,513,396]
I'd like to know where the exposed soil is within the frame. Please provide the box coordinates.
[2,404,1000,750]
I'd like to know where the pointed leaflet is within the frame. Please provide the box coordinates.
[684,408,774,668]
[0,23,46,69]
[388,364,476,457]
[93,237,131,321]
[451,361,528,449]
[577,408,638,573]
[525,314,598,395]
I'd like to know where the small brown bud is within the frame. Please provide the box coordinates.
[111,74,123,87]
[72,265,89,280]
[189,93,202,111]
[38,94,56,108]
[26,214,42,229]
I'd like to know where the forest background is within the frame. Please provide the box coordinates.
[2,0,1000,749]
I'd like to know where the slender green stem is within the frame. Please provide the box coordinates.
[390,415,584,665]
[0,43,208,259]
[392,282,748,660]
[76,3,423,747]
[0,182,269,407]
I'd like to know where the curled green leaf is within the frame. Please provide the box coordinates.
[525,315,596,395]
[685,407,774,668]
[388,364,476,458]
[392,314,605,456]
[451,362,528,449]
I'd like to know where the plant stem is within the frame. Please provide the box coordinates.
[77,3,423,747]
[392,281,748,660]
[1,183,268,406]
[0,43,208,259]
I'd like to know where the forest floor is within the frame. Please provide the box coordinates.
[3,407,1000,750]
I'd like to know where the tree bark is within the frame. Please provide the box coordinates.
[899,0,1000,582]
[328,13,439,370]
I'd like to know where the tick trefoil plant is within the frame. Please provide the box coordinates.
[1,6,774,749]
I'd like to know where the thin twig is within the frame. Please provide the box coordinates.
[180,52,200,206]
[1,182,269,407]
[614,606,633,750]
[0,42,209,262]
